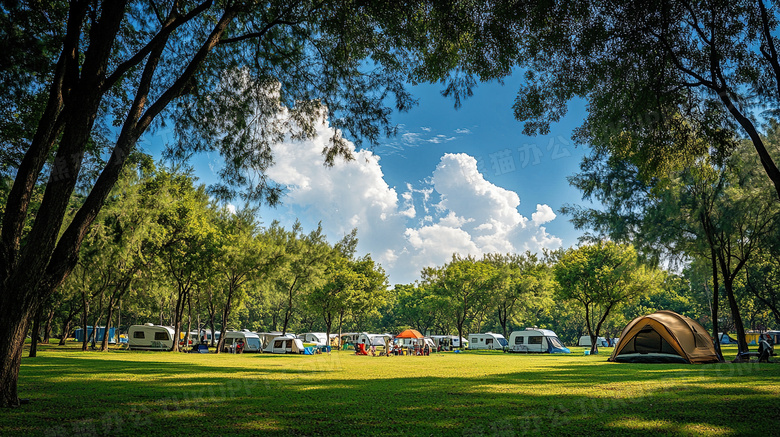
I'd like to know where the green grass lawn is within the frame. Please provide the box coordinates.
[2,344,778,436]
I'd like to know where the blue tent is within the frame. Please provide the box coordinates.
[74,326,117,343]
[717,332,738,344]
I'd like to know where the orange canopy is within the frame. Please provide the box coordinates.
[395,329,424,339]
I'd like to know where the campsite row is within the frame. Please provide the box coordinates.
[117,311,777,363]
[123,323,572,354]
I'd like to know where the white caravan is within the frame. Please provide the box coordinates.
[127,324,175,351]
[221,330,263,352]
[298,332,328,346]
[255,332,289,348]
[468,332,508,350]
[357,333,393,347]
[430,335,468,350]
[339,333,360,346]
[264,336,305,354]
[507,328,570,353]
[578,335,609,347]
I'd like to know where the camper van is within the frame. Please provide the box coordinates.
[578,335,609,347]
[127,324,175,351]
[221,330,263,353]
[264,336,305,354]
[468,332,508,350]
[430,335,468,350]
[507,328,570,353]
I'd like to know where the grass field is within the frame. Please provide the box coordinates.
[2,344,779,436]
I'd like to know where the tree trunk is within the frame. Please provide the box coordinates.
[709,250,724,362]
[0,306,34,407]
[216,287,235,354]
[583,301,597,355]
[723,277,749,353]
[100,294,116,352]
[185,293,192,352]
[58,304,81,346]
[171,288,186,353]
[90,290,105,349]
[42,307,55,344]
[29,307,43,358]
[81,292,89,352]
[337,310,344,350]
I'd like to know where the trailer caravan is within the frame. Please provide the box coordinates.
[468,332,508,350]
[264,336,304,354]
[578,335,609,347]
[221,331,263,352]
[127,324,175,351]
[357,333,393,347]
[338,333,360,347]
[507,328,570,353]
[256,332,289,348]
[298,332,328,346]
[430,335,468,350]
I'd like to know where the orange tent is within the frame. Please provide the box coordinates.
[395,329,424,339]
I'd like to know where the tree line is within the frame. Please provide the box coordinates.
[25,155,778,359]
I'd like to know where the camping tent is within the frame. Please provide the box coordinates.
[396,329,424,340]
[609,310,720,364]
[717,332,739,344]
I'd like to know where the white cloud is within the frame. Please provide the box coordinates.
[455,128,472,134]
[532,204,556,226]
[427,134,456,144]
[265,124,562,284]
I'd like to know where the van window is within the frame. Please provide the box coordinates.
[274,340,283,348]
[529,336,543,345]
[515,336,524,345]
[133,331,145,339]
[486,338,493,345]
[154,332,169,341]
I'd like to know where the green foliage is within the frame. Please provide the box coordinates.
[553,241,663,352]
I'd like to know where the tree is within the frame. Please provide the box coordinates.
[308,231,387,351]
[212,208,279,354]
[0,0,434,406]
[392,283,446,335]
[149,171,215,352]
[270,222,330,335]
[553,241,663,354]
[422,255,495,346]
[422,1,780,199]
[483,252,552,339]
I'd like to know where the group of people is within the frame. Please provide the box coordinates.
[381,341,431,356]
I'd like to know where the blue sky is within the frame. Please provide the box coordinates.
[143,72,593,285]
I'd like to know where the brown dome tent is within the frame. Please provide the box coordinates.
[609,310,720,364]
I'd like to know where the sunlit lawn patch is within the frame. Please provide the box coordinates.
[2,344,778,436]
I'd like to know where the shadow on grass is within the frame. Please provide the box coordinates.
[4,346,779,436]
